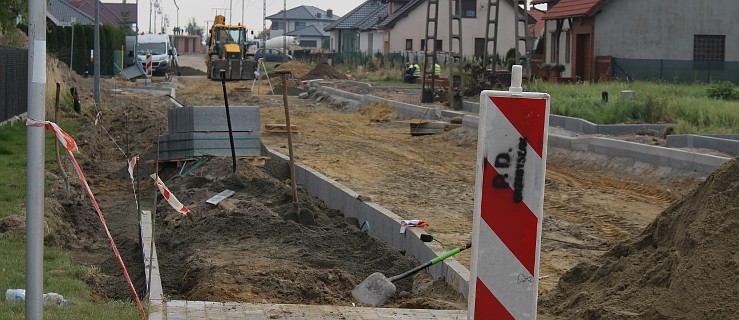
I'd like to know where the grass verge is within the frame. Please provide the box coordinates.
[528,81,739,134]
[0,120,142,319]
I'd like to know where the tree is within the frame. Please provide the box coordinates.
[185,18,204,36]
[0,0,26,33]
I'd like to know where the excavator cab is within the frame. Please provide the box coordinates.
[206,15,256,80]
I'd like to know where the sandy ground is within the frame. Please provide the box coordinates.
[38,55,713,316]
[174,75,702,295]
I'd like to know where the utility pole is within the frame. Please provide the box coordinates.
[262,0,266,46]
[94,0,101,103]
[282,0,287,61]
[27,0,46,318]
[229,0,233,25]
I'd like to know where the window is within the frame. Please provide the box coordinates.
[550,32,560,63]
[435,39,443,51]
[301,40,317,48]
[405,39,413,50]
[461,0,476,18]
[694,35,725,61]
[474,38,485,57]
[271,22,280,30]
[294,21,306,29]
[564,31,571,63]
[420,39,425,50]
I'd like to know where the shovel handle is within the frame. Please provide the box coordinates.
[387,241,471,282]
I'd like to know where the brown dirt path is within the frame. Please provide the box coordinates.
[196,84,703,294]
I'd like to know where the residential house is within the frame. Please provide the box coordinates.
[170,35,202,54]
[266,6,340,49]
[67,0,137,30]
[324,0,388,53]
[540,0,739,82]
[326,0,533,59]
[47,0,96,26]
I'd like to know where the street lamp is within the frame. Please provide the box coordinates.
[156,7,162,33]
[152,0,161,33]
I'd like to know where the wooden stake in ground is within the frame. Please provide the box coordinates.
[276,70,314,225]
[53,82,71,200]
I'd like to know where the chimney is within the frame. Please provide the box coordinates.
[317,12,322,18]
[327,9,333,18]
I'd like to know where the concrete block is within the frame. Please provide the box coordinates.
[667,134,739,156]
[169,106,260,133]
[441,110,466,119]
[462,101,480,113]
[159,132,261,160]
[597,123,669,135]
[462,114,479,129]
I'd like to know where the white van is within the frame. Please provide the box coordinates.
[133,34,175,75]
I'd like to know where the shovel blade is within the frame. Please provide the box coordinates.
[351,272,397,307]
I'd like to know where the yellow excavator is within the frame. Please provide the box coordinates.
[205,15,256,80]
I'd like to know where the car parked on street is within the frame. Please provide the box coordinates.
[253,48,292,62]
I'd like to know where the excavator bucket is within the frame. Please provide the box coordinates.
[209,59,257,80]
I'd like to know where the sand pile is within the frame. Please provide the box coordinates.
[539,157,739,319]
[274,61,312,79]
[45,56,85,115]
[303,63,347,80]
[357,103,396,123]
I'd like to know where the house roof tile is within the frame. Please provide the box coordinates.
[543,0,603,20]
[266,6,340,21]
[324,0,387,31]
[47,0,95,26]
[286,25,328,37]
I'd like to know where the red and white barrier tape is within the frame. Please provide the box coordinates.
[128,156,140,212]
[26,119,147,320]
[400,219,429,233]
[151,174,190,216]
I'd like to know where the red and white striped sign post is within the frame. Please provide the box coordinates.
[468,66,550,319]
[145,54,153,78]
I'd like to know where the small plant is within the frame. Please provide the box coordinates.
[553,64,566,72]
[707,81,737,100]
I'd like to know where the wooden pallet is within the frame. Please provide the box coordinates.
[264,124,300,133]
[155,156,271,168]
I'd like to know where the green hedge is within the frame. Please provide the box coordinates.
[46,24,126,75]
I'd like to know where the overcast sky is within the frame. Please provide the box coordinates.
[135,0,365,34]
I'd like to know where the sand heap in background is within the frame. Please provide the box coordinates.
[357,103,396,123]
[45,56,85,116]
[539,157,739,320]
[303,63,347,80]
[274,61,312,79]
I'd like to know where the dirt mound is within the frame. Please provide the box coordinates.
[46,56,85,115]
[303,63,347,80]
[176,66,206,76]
[274,61,312,79]
[154,157,465,308]
[539,157,739,319]
[357,103,396,122]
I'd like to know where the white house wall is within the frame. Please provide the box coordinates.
[359,31,385,53]
[544,19,572,78]
[385,0,522,58]
[594,0,738,61]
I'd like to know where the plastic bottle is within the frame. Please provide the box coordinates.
[5,289,25,303]
[43,292,68,306]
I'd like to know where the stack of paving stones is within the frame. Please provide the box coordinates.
[158,106,261,160]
